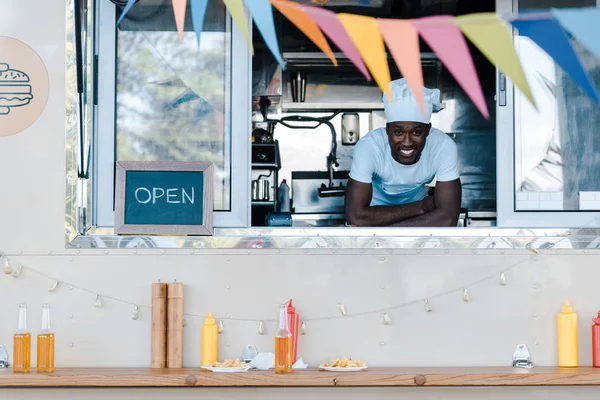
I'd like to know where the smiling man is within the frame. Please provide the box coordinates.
[345,78,461,227]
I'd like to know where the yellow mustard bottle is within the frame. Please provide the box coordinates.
[201,312,218,367]
[558,301,578,367]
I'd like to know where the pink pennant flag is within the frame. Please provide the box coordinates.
[414,16,489,119]
[301,5,371,81]
[378,19,425,113]
[172,0,188,42]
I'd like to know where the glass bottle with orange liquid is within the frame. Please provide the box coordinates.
[37,304,55,372]
[274,304,292,373]
[13,303,31,372]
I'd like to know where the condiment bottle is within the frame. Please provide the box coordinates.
[287,299,299,364]
[36,304,55,373]
[275,304,292,373]
[201,312,218,367]
[13,303,31,372]
[558,301,578,367]
[593,311,600,368]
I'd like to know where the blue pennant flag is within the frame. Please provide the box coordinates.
[190,0,209,49]
[551,7,600,60]
[243,0,285,68]
[511,15,599,103]
[116,0,137,26]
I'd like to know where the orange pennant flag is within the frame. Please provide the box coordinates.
[270,0,337,66]
[172,0,188,42]
[378,19,425,112]
[338,14,391,99]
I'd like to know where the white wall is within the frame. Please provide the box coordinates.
[1,1,600,398]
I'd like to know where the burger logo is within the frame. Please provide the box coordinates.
[0,62,34,115]
[0,36,49,137]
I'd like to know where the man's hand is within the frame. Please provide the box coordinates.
[421,196,436,214]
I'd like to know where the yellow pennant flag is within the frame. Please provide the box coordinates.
[338,13,391,99]
[222,0,253,54]
[455,13,534,106]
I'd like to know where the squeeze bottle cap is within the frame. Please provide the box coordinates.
[594,310,600,324]
[561,301,574,314]
[287,299,295,314]
[204,311,216,325]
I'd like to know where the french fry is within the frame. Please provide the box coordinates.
[319,357,365,368]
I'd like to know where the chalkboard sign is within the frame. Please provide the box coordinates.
[114,161,213,235]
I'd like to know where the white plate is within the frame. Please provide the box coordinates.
[318,366,368,372]
[201,365,251,373]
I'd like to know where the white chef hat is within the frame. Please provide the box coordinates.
[383,78,441,124]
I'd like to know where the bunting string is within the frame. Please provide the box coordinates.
[115,1,600,117]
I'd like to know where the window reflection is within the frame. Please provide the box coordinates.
[515,37,600,211]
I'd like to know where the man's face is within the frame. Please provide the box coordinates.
[386,121,431,165]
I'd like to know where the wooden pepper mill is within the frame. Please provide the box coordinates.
[167,282,184,368]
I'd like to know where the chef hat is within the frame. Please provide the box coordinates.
[383,78,441,124]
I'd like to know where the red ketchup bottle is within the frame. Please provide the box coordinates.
[593,311,600,367]
[287,300,299,364]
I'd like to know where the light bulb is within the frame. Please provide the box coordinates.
[424,300,433,312]
[218,320,224,333]
[300,321,307,335]
[131,305,139,320]
[48,280,59,292]
[94,294,102,307]
[462,288,470,302]
[500,273,507,286]
[2,256,13,275]
[258,321,265,335]
[382,311,392,325]
[337,302,346,316]
[11,265,22,278]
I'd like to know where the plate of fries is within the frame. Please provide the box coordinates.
[201,359,251,373]
[318,357,368,372]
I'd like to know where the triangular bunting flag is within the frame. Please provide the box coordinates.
[172,0,188,42]
[270,0,337,66]
[455,13,534,106]
[378,19,425,112]
[338,13,391,98]
[302,5,371,81]
[190,0,209,49]
[244,0,284,67]
[116,0,137,26]
[414,16,489,119]
[222,0,253,54]
[551,7,600,59]
[511,16,598,103]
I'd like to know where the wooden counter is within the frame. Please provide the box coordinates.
[1,367,600,388]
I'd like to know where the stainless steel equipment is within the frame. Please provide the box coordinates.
[341,113,360,145]
[292,171,349,214]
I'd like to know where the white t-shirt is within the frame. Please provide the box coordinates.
[349,127,459,206]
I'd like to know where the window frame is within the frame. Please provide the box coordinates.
[92,0,250,229]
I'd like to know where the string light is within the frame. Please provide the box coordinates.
[258,321,265,335]
[2,255,12,275]
[48,280,59,292]
[424,300,433,312]
[462,288,470,302]
[500,273,507,286]
[131,305,139,320]
[11,265,22,278]
[337,302,347,316]
[382,311,392,325]
[0,244,558,325]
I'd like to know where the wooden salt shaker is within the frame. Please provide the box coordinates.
[167,282,184,368]
[151,282,167,368]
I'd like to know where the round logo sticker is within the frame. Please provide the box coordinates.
[0,36,50,137]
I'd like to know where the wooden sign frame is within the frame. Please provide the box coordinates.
[115,161,214,235]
